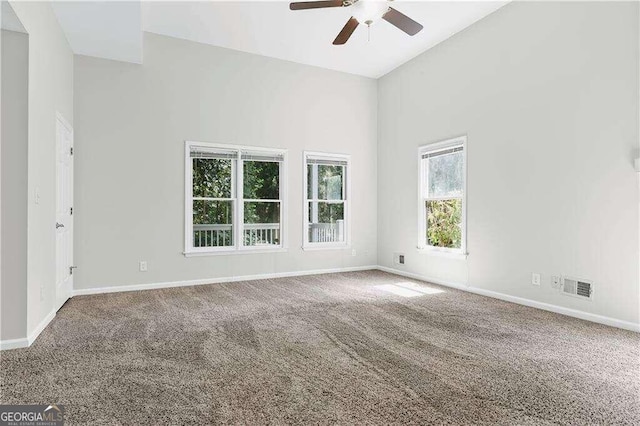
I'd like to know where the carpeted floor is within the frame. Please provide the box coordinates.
[1,270,638,425]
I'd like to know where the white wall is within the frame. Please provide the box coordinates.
[378,1,640,325]
[1,4,2,346]
[1,3,2,347]
[73,32,377,290]
[9,1,74,335]
[1,29,28,340]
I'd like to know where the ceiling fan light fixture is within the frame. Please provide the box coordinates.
[352,0,389,26]
[289,0,423,45]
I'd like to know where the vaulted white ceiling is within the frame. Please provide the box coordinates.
[2,1,27,33]
[52,1,143,64]
[53,1,508,78]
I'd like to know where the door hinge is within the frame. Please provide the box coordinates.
[70,147,74,156]
[69,266,77,275]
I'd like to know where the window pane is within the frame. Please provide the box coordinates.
[308,202,344,223]
[244,201,280,246]
[243,161,279,200]
[244,201,280,224]
[426,199,462,249]
[318,202,343,223]
[307,164,345,200]
[318,165,344,200]
[308,201,345,243]
[192,158,232,198]
[307,164,313,200]
[193,200,233,247]
[427,151,463,198]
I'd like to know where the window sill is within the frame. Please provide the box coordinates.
[184,248,288,257]
[416,247,468,259]
[302,244,351,251]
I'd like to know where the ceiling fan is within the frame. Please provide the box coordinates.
[289,0,423,45]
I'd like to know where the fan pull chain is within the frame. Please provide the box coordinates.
[367,24,371,42]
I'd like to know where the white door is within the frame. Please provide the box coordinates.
[55,114,73,310]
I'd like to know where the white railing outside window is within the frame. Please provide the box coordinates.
[309,220,344,243]
[243,223,280,246]
[193,224,233,247]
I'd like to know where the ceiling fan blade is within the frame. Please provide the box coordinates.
[290,1,344,11]
[382,7,423,36]
[333,17,359,45]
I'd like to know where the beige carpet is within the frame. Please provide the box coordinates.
[1,270,638,424]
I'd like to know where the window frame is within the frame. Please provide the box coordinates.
[417,136,467,256]
[184,141,288,256]
[302,151,351,250]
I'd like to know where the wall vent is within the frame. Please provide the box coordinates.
[561,277,593,300]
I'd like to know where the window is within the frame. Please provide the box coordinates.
[418,136,466,253]
[185,142,287,254]
[303,152,350,248]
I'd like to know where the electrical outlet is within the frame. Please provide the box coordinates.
[393,253,405,265]
[35,187,41,205]
[139,261,148,272]
[551,276,561,289]
[531,273,541,286]
[351,249,357,257]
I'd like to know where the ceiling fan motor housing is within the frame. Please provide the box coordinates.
[352,0,391,26]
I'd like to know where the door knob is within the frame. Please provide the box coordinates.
[56,222,65,229]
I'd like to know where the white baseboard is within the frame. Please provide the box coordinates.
[28,309,56,345]
[0,309,56,351]
[0,337,29,350]
[72,265,378,297]
[377,265,640,333]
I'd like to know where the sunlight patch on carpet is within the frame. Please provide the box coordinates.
[375,282,445,298]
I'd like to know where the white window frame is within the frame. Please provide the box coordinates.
[184,141,288,256]
[418,136,467,256]
[302,151,351,250]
